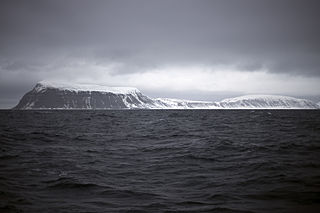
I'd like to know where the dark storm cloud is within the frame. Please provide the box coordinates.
[1,0,320,107]
[1,0,320,74]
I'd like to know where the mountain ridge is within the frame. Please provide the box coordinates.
[13,82,319,109]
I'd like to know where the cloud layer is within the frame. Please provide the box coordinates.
[1,0,320,107]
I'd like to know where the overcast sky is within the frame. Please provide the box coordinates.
[1,0,320,108]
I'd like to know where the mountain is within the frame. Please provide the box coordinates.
[14,81,162,109]
[156,96,318,109]
[217,95,319,109]
[155,98,219,109]
[13,81,319,109]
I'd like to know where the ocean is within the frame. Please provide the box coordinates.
[0,110,319,213]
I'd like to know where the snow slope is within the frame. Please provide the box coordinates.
[155,98,218,109]
[218,95,319,109]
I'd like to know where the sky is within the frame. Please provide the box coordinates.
[1,0,320,108]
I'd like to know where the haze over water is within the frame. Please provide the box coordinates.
[1,110,319,212]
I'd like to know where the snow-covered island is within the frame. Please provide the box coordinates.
[13,81,319,109]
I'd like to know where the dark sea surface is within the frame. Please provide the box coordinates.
[0,110,320,213]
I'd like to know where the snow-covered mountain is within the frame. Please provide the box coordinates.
[155,96,318,109]
[217,95,319,109]
[14,81,162,109]
[13,81,319,109]
[155,98,219,109]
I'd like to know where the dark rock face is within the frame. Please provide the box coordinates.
[13,84,157,109]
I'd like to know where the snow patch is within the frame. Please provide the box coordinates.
[35,81,140,95]
[155,98,218,109]
[156,98,212,104]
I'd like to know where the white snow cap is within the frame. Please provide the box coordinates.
[155,98,212,104]
[218,94,318,109]
[220,95,306,102]
[35,81,140,94]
